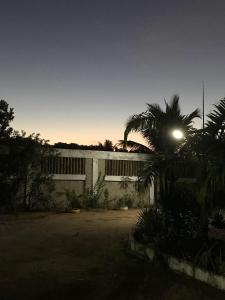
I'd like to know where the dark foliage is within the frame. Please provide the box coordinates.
[211,211,225,229]
[0,133,55,212]
[54,141,134,152]
[123,95,200,153]
[134,208,201,260]
[0,99,14,138]
[194,239,225,274]
[0,100,55,212]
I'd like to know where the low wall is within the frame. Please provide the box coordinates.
[52,180,85,209]
[129,235,225,291]
[50,149,154,209]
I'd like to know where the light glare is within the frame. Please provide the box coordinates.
[172,129,184,140]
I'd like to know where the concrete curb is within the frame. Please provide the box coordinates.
[129,234,225,291]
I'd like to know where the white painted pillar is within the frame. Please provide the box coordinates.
[92,158,99,188]
[149,183,155,206]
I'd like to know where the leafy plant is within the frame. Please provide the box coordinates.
[117,197,126,208]
[119,176,132,190]
[211,211,225,229]
[194,240,225,273]
[64,189,81,209]
[117,193,133,208]
[134,207,201,259]
[83,174,105,208]
[103,188,109,208]
[134,208,163,243]
[117,176,135,208]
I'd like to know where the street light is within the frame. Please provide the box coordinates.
[172,129,184,140]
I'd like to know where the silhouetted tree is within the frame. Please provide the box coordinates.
[0,100,55,212]
[55,139,116,151]
[123,95,200,208]
[123,95,200,154]
[0,99,14,138]
[98,139,114,151]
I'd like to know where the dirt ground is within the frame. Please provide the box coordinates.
[0,209,224,300]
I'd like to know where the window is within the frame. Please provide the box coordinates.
[43,157,85,174]
[105,160,144,176]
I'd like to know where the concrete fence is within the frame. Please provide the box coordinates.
[50,149,154,208]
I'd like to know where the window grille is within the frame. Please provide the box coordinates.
[105,159,144,176]
[43,157,85,174]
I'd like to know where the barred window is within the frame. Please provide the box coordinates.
[43,157,85,174]
[105,160,144,176]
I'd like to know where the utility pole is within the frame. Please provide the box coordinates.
[202,80,205,133]
[200,80,207,240]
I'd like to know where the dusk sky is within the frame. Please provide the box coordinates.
[1,0,225,145]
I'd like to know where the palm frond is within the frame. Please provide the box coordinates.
[138,159,156,189]
[166,95,180,115]
[123,94,199,155]
[117,140,153,153]
[146,103,164,123]
[124,112,148,143]
[184,109,201,125]
[206,98,225,138]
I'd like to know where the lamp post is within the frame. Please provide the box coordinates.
[172,129,184,140]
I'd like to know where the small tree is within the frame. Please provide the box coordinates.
[0,99,14,138]
[0,100,55,212]
[16,132,55,210]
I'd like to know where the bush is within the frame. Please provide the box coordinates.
[0,133,55,212]
[117,193,133,208]
[165,182,200,216]
[211,211,225,229]
[134,208,163,242]
[82,175,105,208]
[134,208,201,260]
[64,189,81,209]
[103,188,110,208]
[194,239,225,274]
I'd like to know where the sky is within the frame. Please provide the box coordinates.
[1,0,225,145]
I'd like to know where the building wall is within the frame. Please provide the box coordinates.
[49,149,154,209]
[103,181,150,208]
[52,180,85,209]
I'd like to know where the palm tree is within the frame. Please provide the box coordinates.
[206,98,225,139]
[123,95,200,208]
[183,98,225,239]
[193,98,225,209]
[204,98,225,205]
[98,139,114,151]
[123,95,200,154]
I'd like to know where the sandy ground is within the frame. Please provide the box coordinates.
[0,209,225,300]
[0,209,138,299]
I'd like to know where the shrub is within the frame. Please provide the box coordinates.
[82,175,105,208]
[194,239,225,274]
[211,211,225,229]
[0,132,55,212]
[134,208,163,243]
[117,193,133,208]
[64,189,81,209]
[103,188,109,208]
[134,208,201,260]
